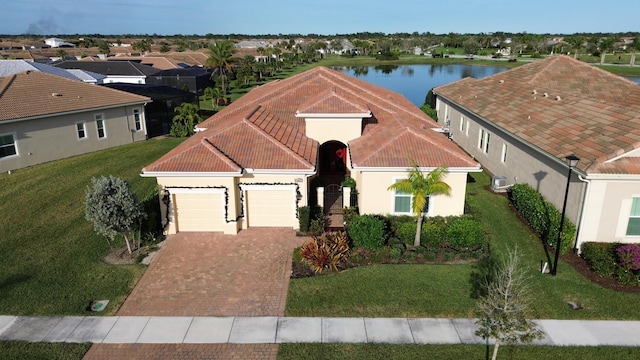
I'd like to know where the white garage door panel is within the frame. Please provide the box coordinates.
[175,193,223,232]
[247,190,294,227]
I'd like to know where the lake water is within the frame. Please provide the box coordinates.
[337,64,640,107]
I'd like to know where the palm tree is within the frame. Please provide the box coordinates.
[170,103,202,137]
[206,40,236,96]
[204,87,222,110]
[598,37,616,65]
[387,160,451,247]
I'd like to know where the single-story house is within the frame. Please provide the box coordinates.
[44,38,75,48]
[142,66,481,235]
[0,71,151,173]
[433,55,640,250]
[54,60,160,84]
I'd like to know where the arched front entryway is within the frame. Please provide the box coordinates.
[319,140,347,178]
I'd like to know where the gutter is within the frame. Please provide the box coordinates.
[573,174,591,254]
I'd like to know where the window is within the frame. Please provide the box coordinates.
[95,114,106,138]
[393,180,430,215]
[0,133,17,158]
[626,198,640,236]
[501,143,508,163]
[133,109,142,131]
[459,116,465,132]
[76,122,86,139]
[478,129,490,154]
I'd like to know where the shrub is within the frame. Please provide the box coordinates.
[299,231,350,274]
[616,243,640,271]
[405,251,417,261]
[580,242,619,276]
[421,221,443,250]
[342,206,359,224]
[297,206,311,232]
[347,214,388,249]
[397,221,418,245]
[309,217,326,235]
[390,247,402,260]
[446,217,486,250]
[509,183,575,254]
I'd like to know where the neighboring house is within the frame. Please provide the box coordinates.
[0,60,105,84]
[44,37,75,48]
[434,55,640,250]
[146,67,214,95]
[103,83,197,137]
[142,66,480,235]
[108,56,187,70]
[54,60,160,84]
[0,71,151,173]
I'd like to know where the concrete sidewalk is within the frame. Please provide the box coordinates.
[2,315,640,346]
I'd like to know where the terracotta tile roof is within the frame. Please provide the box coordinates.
[144,66,479,173]
[434,55,640,174]
[108,56,184,70]
[0,71,150,122]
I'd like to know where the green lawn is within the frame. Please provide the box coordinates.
[278,344,640,360]
[0,137,184,315]
[0,342,91,360]
[286,172,640,320]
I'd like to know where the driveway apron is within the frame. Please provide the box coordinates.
[117,229,307,317]
[84,228,307,360]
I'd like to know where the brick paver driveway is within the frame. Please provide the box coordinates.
[84,228,307,359]
[118,228,307,316]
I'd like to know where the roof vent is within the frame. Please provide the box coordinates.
[499,79,504,84]
[51,93,62,97]
[543,93,549,97]
[532,90,537,94]
[555,95,561,101]
[527,115,531,119]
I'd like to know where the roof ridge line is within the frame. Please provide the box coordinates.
[243,117,314,168]
[201,137,243,171]
[0,74,17,97]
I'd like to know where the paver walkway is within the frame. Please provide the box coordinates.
[86,229,307,359]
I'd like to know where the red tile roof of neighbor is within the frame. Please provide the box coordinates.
[143,66,480,173]
[0,71,150,122]
[434,55,640,175]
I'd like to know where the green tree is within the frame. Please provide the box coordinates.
[132,38,153,54]
[204,86,222,110]
[55,49,68,60]
[98,41,110,55]
[85,176,145,254]
[598,37,616,65]
[206,40,236,95]
[387,160,451,247]
[475,247,544,360]
[170,102,202,137]
[566,35,585,58]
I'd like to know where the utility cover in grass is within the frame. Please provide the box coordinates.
[91,300,109,312]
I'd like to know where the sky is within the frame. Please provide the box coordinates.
[2,0,638,36]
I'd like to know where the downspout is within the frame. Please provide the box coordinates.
[573,173,591,254]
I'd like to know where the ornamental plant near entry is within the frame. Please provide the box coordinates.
[617,243,640,271]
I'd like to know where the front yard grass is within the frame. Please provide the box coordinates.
[278,344,640,360]
[286,171,640,320]
[0,137,184,315]
[0,342,91,360]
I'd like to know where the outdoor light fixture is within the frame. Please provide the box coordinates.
[551,154,580,276]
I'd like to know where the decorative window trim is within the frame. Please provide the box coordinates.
[626,197,640,236]
[76,121,87,140]
[501,143,508,163]
[133,108,143,132]
[391,178,431,215]
[478,128,490,154]
[95,113,106,139]
[0,132,18,159]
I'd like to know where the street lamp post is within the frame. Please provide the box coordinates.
[551,154,580,276]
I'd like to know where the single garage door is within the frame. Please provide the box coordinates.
[246,189,295,227]
[174,192,224,232]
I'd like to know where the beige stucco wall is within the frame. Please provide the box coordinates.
[0,105,147,173]
[578,179,640,248]
[354,169,468,217]
[155,172,312,235]
[304,117,363,144]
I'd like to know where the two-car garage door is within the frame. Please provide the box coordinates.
[170,185,297,232]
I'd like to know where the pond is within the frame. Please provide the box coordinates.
[336,64,640,107]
